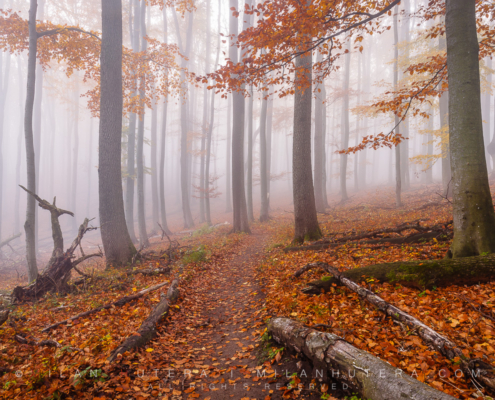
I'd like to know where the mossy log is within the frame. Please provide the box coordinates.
[300,254,495,294]
[299,262,495,392]
[108,278,179,362]
[268,318,456,400]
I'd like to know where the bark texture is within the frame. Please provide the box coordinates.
[292,49,321,243]
[301,254,495,294]
[446,0,495,257]
[99,0,136,266]
[268,318,456,400]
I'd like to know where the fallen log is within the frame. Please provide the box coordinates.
[127,266,171,276]
[108,278,179,362]
[42,280,172,333]
[268,318,456,400]
[299,253,495,294]
[300,262,495,391]
[14,334,81,352]
[12,187,101,303]
[0,233,22,249]
[284,230,450,252]
[0,310,9,326]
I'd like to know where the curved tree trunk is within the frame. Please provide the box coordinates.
[293,41,321,243]
[99,0,136,266]
[446,0,495,257]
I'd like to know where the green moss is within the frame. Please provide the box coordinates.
[321,276,333,282]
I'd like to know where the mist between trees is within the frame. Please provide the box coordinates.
[0,0,494,274]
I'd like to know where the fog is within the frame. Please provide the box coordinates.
[0,0,492,267]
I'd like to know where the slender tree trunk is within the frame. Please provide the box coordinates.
[353,50,361,192]
[425,105,434,184]
[439,36,453,197]
[173,8,194,228]
[136,0,149,246]
[71,78,79,233]
[246,84,254,221]
[24,0,39,282]
[205,0,222,226]
[229,0,250,233]
[400,0,411,190]
[33,0,45,254]
[124,0,139,243]
[15,56,24,235]
[86,118,94,218]
[293,44,321,243]
[259,79,269,222]
[99,0,136,266]
[150,90,159,233]
[158,7,171,235]
[483,57,492,174]
[266,97,273,208]
[314,49,326,212]
[226,95,232,213]
[0,46,11,242]
[393,7,402,207]
[340,39,351,202]
[446,0,495,257]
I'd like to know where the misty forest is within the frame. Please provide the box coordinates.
[1,0,495,399]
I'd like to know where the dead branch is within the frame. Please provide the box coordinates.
[42,280,171,333]
[108,278,180,362]
[301,262,495,392]
[0,233,22,250]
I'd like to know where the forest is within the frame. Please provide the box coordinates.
[0,0,495,399]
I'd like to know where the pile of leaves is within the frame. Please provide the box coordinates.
[257,185,495,400]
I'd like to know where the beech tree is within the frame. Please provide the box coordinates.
[98,0,136,265]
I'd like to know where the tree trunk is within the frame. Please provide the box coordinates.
[340,39,351,202]
[24,0,39,283]
[173,8,194,228]
[125,0,139,243]
[71,78,80,233]
[393,8,402,207]
[205,0,222,226]
[293,46,321,243]
[314,49,326,212]
[425,105,434,184]
[0,46,11,242]
[246,84,254,221]
[259,74,269,222]
[86,118,94,218]
[99,0,136,266]
[446,0,495,257]
[136,0,149,247]
[159,7,171,235]
[400,0,411,190]
[438,35,452,197]
[482,57,492,174]
[230,0,250,233]
[301,253,495,295]
[226,95,232,213]
[15,56,24,234]
[150,91,159,233]
[268,318,456,400]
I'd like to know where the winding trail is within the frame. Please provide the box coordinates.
[143,229,323,400]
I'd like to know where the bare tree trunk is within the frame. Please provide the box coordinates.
[205,0,222,226]
[24,0,39,282]
[71,77,80,233]
[446,0,495,257]
[136,0,149,246]
[86,118,94,218]
[353,50,361,192]
[15,56,24,234]
[125,0,139,243]
[99,0,136,266]
[246,84,254,221]
[340,39,351,202]
[425,105,434,184]
[150,91,159,233]
[259,77,269,222]
[314,49,326,212]
[293,45,321,243]
[159,7,171,235]
[483,57,492,174]
[439,35,452,197]
[393,8,402,207]
[33,0,45,254]
[400,0,411,190]
[225,95,232,213]
[266,97,273,209]
[229,0,250,233]
[0,44,11,242]
[173,8,194,228]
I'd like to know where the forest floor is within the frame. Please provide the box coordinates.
[1,184,495,400]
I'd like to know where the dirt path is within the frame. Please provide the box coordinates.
[136,229,324,400]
